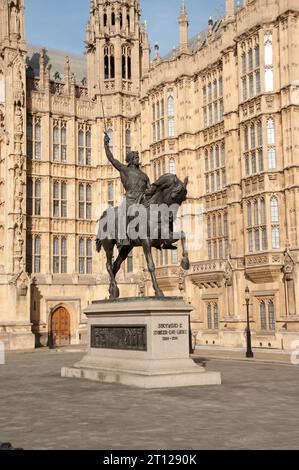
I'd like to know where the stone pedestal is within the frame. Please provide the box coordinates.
[62,297,221,389]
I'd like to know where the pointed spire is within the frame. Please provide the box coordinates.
[179,0,189,52]
[225,0,235,20]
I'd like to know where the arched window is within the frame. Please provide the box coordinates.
[167,94,175,137]
[242,51,246,75]
[207,216,211,238]
[268,301,275,331]
[79,238,85,274]
[53,125,59,161]
[33,236,41,273]
[255,229,260,251]
[104,47,109,80]
[207,304,212,329]
[260,302,267,331]
[127,48,131,80]
[53,181,59,217]
[247,203,252,227]
[34,119,41,160]
[61,182,67,218]
[104,46,114,80]
[257,121,262,146]
[268,147,276,170]
[254,200,259,225]
[53,237,59,273]
[258,149,264,172]
[251,124,256,149]
[213,79,218,100]
[215,146,220,167]
[61,238,67,273]
[78,129,84,164]
[103,13,107,27]
[270,197,279,223]
[221,143,225,166]
[267,118,275,145]
[213,215,217,238]
[205,150,209,172]
[111,11,115,26]
[244,126,248,151]
[122,46,131,80]
[35,179,41,216]
[271,227,280,249]
[218,214,222,236]
[245,154,250,176]
[79,183,85,219]
[87,239,92,274]
[251,152,257,174]
[169,158,175,175]
[261,199,266,225]
[248,48,253,71]
[110,51,115,79]
[206,175,210,193]
[214,304,219,330]
[210,147,214,170]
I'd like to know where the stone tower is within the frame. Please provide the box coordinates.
[85,0,143,164]
[0,0,34,349]
[86,0,142,97]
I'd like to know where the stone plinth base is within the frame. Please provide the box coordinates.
[61,297,221,389]
[0,323,35,351]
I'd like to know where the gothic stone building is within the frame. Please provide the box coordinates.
[0,0,299,351]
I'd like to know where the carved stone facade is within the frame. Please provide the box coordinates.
[0,0,299,351]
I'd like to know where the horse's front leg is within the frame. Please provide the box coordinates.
[180,231,190,271]
[105,241,120,299]
[142,238,164,298]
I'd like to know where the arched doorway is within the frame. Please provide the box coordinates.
[51,307,71,346]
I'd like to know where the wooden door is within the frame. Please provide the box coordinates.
[51,307,70,346]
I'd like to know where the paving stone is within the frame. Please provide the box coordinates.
[0,351,298,450]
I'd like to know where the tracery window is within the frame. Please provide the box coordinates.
[202,69,223,129]
[78,124,91,166]
[104,45,115,80]
[27,115,41,160]
[53,120,67,163]
[79,183,92,220]
[167,91,175,137]
[122,45,131,80]
[79,238,93,274]
[53,237,67,274]
[240,36,260,102]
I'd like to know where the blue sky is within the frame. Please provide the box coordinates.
[25,0,226,56]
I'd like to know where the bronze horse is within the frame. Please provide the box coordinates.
[96,174,190,299]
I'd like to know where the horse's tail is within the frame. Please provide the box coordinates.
[96,239,102,253]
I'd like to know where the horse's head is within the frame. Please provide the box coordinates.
[167,175,188,206]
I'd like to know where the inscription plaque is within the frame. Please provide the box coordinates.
[91,325,147,351]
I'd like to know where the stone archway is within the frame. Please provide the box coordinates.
[51,306,71,347]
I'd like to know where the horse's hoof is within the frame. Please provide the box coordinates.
[109,286,120,299]
[156,290,165,298]
[181,257,190,271]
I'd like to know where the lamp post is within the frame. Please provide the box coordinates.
[245,286,254,358]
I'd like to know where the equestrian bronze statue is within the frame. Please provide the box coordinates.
[96,133,190,299]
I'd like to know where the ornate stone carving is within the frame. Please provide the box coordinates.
[224,258,233,287]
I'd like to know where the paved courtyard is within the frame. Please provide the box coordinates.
[0,350,298,450]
